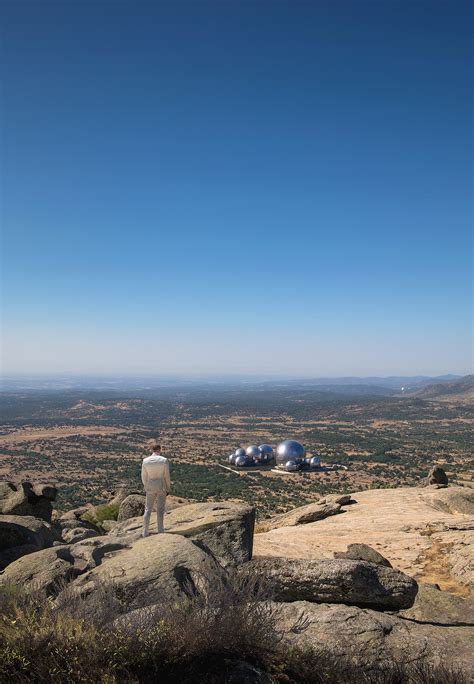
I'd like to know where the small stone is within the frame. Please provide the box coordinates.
[426,466,448,486]
[334,543,392,567]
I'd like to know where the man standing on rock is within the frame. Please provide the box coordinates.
[141,443,171,537]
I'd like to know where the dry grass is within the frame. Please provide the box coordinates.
[0,572,468,684]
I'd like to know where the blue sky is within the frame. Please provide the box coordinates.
[2,0,472,376]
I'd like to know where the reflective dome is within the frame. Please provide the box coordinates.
[235,455,247,467]
[246,445,260,459]
[310,456,321,468]
[259,444,274,457]
[285,460,298,472]
[276,440,306,465]
[228,454,236,465]
[235,448,246,458]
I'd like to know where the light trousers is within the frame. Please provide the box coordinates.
[143,491,167,536]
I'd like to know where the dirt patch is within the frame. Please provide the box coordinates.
[415,531,471,597]
[0,426,127,444]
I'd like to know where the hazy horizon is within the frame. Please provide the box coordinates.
[1,370,468,383]
[2,1,472,377]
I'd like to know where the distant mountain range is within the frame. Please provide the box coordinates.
[1,373,472,401]
[263,375,462,390]
[404,374,474,400]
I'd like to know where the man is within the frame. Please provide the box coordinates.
[141,443,171,537]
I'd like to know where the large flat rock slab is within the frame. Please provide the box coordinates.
[240,556,417,610]
[277,599,474,675]
[254,487,474,593]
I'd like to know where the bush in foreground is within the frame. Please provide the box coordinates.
[81,502,119,529]
[0,574,467,684]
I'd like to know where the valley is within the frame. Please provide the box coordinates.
[1,385,472,517]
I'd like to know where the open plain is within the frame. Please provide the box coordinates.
[1,383,472,517]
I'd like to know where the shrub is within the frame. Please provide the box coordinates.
[81,502,119,529]
[0,575,468,684]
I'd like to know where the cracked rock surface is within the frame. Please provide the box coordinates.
[276,590,474,674]
[239,556,418,610]
[254,486,474,592]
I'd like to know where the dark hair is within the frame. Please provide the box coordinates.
[152,443,161,452]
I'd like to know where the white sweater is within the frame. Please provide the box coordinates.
[141,453,171,494]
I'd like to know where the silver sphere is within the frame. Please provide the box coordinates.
[258,444,274,459]
[310,456,321,469]
[235,455,247,467]
[285,460,298,472]
[246,445,260,459]
[276,440,306,465]
[228,454,236,465]
[235,448,246,458]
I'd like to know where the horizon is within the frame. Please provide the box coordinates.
[1,371,466,379]
[1,370,468,386]
[2,0,472,377]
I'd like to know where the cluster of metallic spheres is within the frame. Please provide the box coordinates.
[228,440,321,472]
[228,444,273,467]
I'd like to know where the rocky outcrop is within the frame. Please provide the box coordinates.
[254,487,474,593]
[426,466,448,486]
[74,533,225,608]
[426,487,474,516]
[0,536,128,595]
[277,599,474,674]
[101,519,118,532]
[42,507,103,544]
[0,481,57,522]
[166,502,255,567]
[334,543,392,567]
[240,557,418,610]
[1,546,81,594]
[0,514,60,570]
[111,501,255,567]
[164,495,193,512]
[54,517,102,544]
[57,505,93,522]
[442,521,474,589]
[117,494,146,521]
[1,527,226,608]
[1,484,472,678]
[106,486,136,508]
[399,582,474,624]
